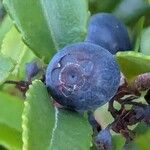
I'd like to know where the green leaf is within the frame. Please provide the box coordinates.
[1,26,36,77]
[0,15,13,47]
[22,80,92,150]
[0,124,22,150]
[122,124,150,150]
[17,46,37,79]
[116,51,150,80]
[140,27,150,55]
[134,129,150,150]
[47,109,92,150]
[113,0,150,24]
[1,26,26,64]
[133,17,145,52]
[89,0,121,14]
[112,127,150,150]
[121,142,140,150]
[0,54,15,84]
[1,26,26,76]
[112,135,125,150]
[0,92,23,132]
[22,80,55,150]
[3,0,89,63]
[126,127,150,150]
[133,123,150,136]
[0,92,24,149]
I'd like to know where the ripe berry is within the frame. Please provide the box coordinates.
[46,42,120,111]
[95,127,112,150]
[85,13,131,54]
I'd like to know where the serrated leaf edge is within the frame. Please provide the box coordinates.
[21,80,93,150]
[22,99,30,150]
[22,81,36,150]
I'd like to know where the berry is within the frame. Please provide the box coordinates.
[132,105,150,125]
[95,127,112,150]
[46,42,120,111]
[143,105,150,125]
[85,13,131,54]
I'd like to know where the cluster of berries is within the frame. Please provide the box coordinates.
[45,13,131,111]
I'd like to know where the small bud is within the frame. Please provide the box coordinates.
[26,61,39,81]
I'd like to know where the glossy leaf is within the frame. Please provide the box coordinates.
[22,80,92,150]
[0,92,24,149]
[3,0,89,63]
[0,54,15,84]
[116,51,150,80]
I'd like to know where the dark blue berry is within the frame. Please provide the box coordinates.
[85,13,132,54]
[46,42,120,111]
[95,127,112,150]
[133,105,150,125]
[143,105,150,125]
